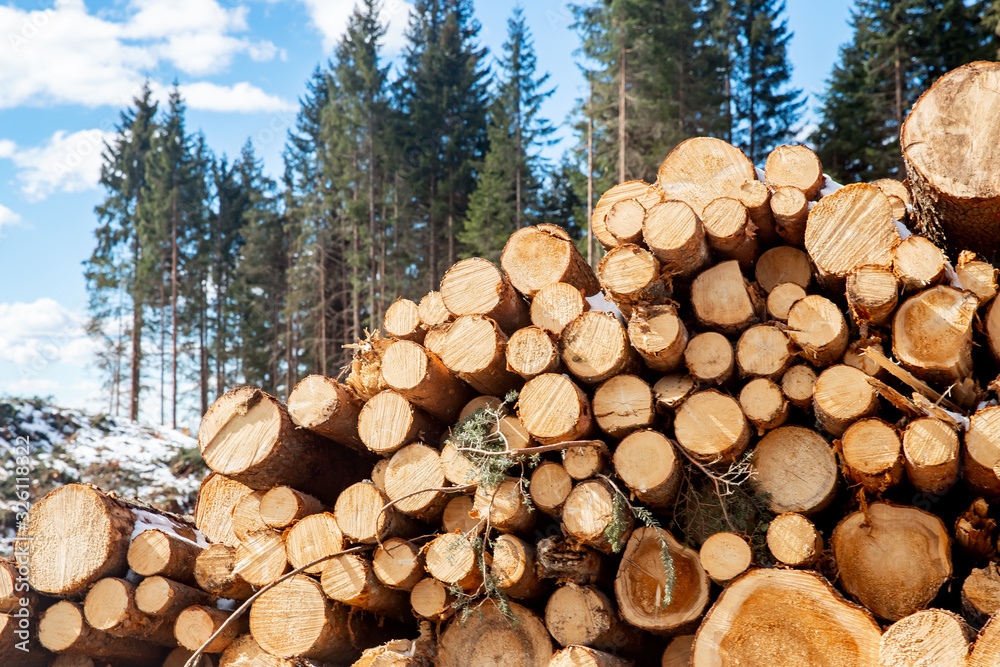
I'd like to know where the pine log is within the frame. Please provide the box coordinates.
[751,426,838,515]
[846,264,899,327]
[440,441,479,487]
[335,482,417,545]
[661,635,695,667]
[383,443,450,522]
[472,479,536,534]
[259,486,323,529]
[458,395,504,421]
[804,182,901,290]
[218,634,323,666]
[21,483,192,597]
[196,474,254,548]
[531,282,590,335]
[786,295,849,367]
[893,286,977,386]
[423,323,450,357]
[592,374,654,438]
[1,613,49,666]
[690,569,881,666]
[627,305,688,373]
[562,478,631,554]
[321,554,408,616]
[702,197,758,266]
[384,298,426,343]
[358,390,440,457]
[545,583,640,653]
[964,405,1000,497]
[970,612,1000,667]
[529,462,573,517]
[536,536,607,586]
[871,178,912,221]
[754,246,811,293]
[605,198,646,245]
[83,577,175,646]
[832,503,951,621]
[840,418,904,494]
[615,527,710,634]
[765,282,806,322]
[770,186,809,246]
[902,417,960,495]
[592,181,656,249]
[38,601,165,664]
[957,251,998,304]
[780,364,817,410]
[230,491,268,543]
[409,577,455,622]
[962,563,1000,628]
[284,512,344,575]
[983,298,1000,365]
[194,545,254,601]
[735,325,794,381]
[684,332,735,386]
[507,326,563,380]
[438,600,553,667]
[699,532,752,586]
[879,609,974,667]
[597,244,669,317]
[955,498,996,562]
[813,364,879,437]
[424,533,482,592]
[764,144,824,200]
[657,137,756,217]
[613,429,681,508]
[561,311,639,384]
[738,377,789,434]
[652,374,696,417]
[561,441,610,481]
[766,513,823,568]
[739,178,778,243]
[690,260,757,335]
[381,340,473,423]
[518,373,594,444]
[900,61,1000,254]
[373,538,424,592]
[550,646,633,667]
[127,528,202,586]
[0,559,32,615]
[440,258,529,333]
[498,414,534,451]
[234,529,289,587]
[502,224,600,297]
[418,291,452,327]
[673,390,751,465]
[135,576,213,617]
[440,315,522,396]
[892,235,946,293]
[372,458,390,493]
[843,339,884,378]
[641,201,711,278]
[492,534,545,600]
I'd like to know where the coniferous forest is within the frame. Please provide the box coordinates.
[84,0,1000,426]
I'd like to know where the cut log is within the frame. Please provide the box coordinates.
[893,286,977,386]
[0,560,30,615]
[373,538,424,592]
[901,61,1000,254]
[518,373,594,445]
[902,417,960,495]
[832,503,951,621]
[507,326,563,380]
[766,513,823,568]
[962,563,1000,628]
[735,325,794,381]
[321,554,408,616]
[347,331,392,402]
[690,261,757,335]
[755,246,812,293]
[135,575,213,617]
[440,315,521,396]
[358,390,440,457]
[561,311,639,384]
[440,441,479,487]
[653,374,696,416]
[840,418,904,494]
[550,646,633,667]
[562,478,631,554]
[423,323,450,357]
[871,178,912,221]
[813,365,879,437]
[1,614,49,666]
[657,137,756,217]
[661,635,695,667]
[381,340,473,423]
[194,544,254,601]
[284,512,344,575]
[701,197,758,266]
[804,182,900,290]
[613,429,681,508]
[440,258,529,333]
[699,532,752,586]
[615,527,710,634]
[963,405,1000,497]
[424,532,482,592]
[384,443,449,522]
[592,181,655,249]
[472,479,536,534]
[545,583,639,653]
[165,648,214,667]
[879,608,974,667]
[739,377,789,434]
[641,201,711,279]
[751,426,838,515]
[606,198,646,245]
[690,569,881,666]
[259,486,323,529]
[627,305,688,373]
[673,390,751,465]
[592,374,654,438]
[458,394,504,421]
[384,298,426,343]
[21,483,191,597]
[955,498,996,562]
[418,291,452,327]
[218,634,321,666]
[529,462,573,517]
[892,235,946,293]
[770,186,809,246]
[410,577,455,622]
[498,413,533,451]
[438,600,553,667]
[597,244,669,317]
[371,458,390,493]
[739,178,778,244]
[335,482,417,545]
[970,612,1000,667]
[501,225,600,297]
[196,474,254,548]
[127,528,202,586]
[684,332,735,386]
[780,364,817,410]
[230,491,268,543]
[982,298,1000,365]
[765,282,806,322]
[531,282,589,335]
[83,577,176,645]
[843,339,884,378]
[39,601,165,664]
[234,529,289,587]
[537,536,606,586]
[786,295,849,367]
[846,264,899,327]
[764,144,824,200]
[492,534,545,600]
[561,441,610,481]
[957,251,998,304]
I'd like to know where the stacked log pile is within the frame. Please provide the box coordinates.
[9,61,1000,667]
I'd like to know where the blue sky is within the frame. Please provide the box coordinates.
[0,0,852,424]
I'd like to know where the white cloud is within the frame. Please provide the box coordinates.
[178,82,295,114]
[0,129,114,202]
[0,298,95,369]
[298,0,413,54]
[0,204,23,231]
[4,378,60,397]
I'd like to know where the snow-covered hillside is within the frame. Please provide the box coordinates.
[0,398,206,552]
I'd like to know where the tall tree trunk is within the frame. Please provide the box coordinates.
[515,64,522,229]
[587,78,595,269]
[171,196,178,429]
[369,115,378,332]
[353,154,361,342]
[160,278,166,425]
[447,165,455,268]
[114,282,125,417]
[894,43,905,175]
[429,173,437,292]
[130,233,142,422]
[200,287,208,417]
[318,240,327,377]
[618,39,626,184]
[393,171,400,298]
[215,208,225,399]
